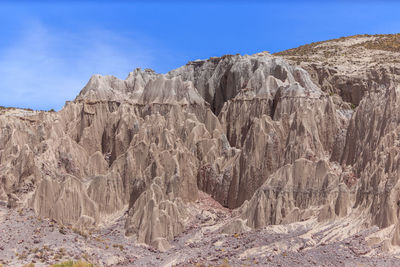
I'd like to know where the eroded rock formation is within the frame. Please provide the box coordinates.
[2,35,400,252]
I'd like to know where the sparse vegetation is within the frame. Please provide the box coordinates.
[53,247,67,261]
[352,34,400,52]
[50,260,96,267]
[59,226,67,235]
[0,106,34,111]
[30,247,39,254]
[17,251,28,260]
[112,244,124,251]
[94,236,103,242]
[274,34,400,59]
[72,228,88,238]
[81,253,90,262]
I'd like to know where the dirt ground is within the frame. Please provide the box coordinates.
[1,194,400,267]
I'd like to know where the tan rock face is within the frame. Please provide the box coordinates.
[2,40,400,250]
[125,177,188,252]
[342,87,400,230]
[0,69,230,249]
[239,159,341,228]
[212,63,347,208]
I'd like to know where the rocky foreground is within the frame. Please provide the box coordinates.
[2,193,400,267]
[1,34,400,266]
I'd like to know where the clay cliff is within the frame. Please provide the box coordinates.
[1,34,400,255]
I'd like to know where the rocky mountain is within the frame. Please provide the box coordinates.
[1,34,400,266]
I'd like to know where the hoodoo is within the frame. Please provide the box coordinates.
[2,34,400,266]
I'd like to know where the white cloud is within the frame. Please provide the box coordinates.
[0,19,154,110]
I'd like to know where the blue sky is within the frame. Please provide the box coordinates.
[0,1,399,110]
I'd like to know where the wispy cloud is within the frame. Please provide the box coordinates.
[0,19,154,110]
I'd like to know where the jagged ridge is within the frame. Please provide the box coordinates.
[1,41,400,255]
